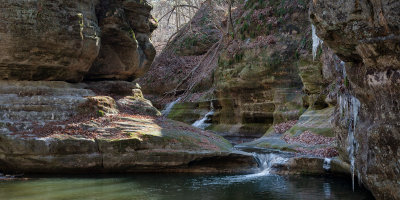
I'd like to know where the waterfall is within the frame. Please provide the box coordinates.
[312,24,323,60]
[161,97,182,117]
[192,102,214,130]
[192,110,214,129]
[251,153,289,176]
[337,60,362,191]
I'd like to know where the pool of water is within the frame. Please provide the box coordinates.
[0,173,374,200]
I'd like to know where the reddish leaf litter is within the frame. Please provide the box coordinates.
[274,120,298,134]
[283,131,336,146]
[283,131,338,158]
[11,112,157,139]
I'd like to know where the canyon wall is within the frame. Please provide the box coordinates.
[0,0,157,82]
[142,0,331,141]
[310,0,400,199]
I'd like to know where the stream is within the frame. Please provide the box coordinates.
[0,152,374,200]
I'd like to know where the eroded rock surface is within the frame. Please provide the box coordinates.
[0,0,100,82]
[311,1,400,199]
[87,0,158,80]
[0,81,256,174]
[0,0,157,82]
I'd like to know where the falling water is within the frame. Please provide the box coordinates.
[192,102,214,130]
[161,97,182,117]
[252,153,289,176]
[312,24,323,61]
[337,61,361,191]
[192,110,214,129]
[323,158,332,171]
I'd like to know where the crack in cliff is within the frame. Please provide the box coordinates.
[94,139,104,170]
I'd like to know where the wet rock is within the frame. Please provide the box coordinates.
[311,1,400,199]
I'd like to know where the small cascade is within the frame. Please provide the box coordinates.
[312,24,323,60]
[192,102,214,130]
[161,97,182,117]
[252,153,289,176]
[323,158,332,171]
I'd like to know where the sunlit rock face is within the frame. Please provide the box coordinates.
[310,1,400,199]
[0,0,100,82]
[0,0,157,82]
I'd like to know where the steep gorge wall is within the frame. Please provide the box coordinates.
[211,0,315,138]
[135,0,337,143]
[152,0,332,140]
[0,0,157,82]
[311,1,400,199]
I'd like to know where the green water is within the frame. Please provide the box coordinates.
[0,174,373,200]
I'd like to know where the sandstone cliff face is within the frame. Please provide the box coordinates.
[0,0,100,82]
[87,0,158,80]
[142,0,333,140]
[311,1,400,199]
[210,0,315,138]
[0,0,157,82]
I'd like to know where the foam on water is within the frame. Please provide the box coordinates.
[196,153,289,186]
[252,153,289,177]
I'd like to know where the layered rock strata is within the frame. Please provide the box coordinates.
[310,1,400,199]
[0,81,256,174]
[0,0,157,82]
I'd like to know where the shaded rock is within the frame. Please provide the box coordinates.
[86,0,157,80]
[85,81,141,96]
[208,0,319,138]
[117,90,161,117]
[0,0,100,82]
[311,0,400,199]
[167,101,212,125]
[286,107,334,137]
[277,157,350,176]
[0,0,157,82]
[0,81,94,132]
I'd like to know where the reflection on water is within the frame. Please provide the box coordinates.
[0,173,374,200]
